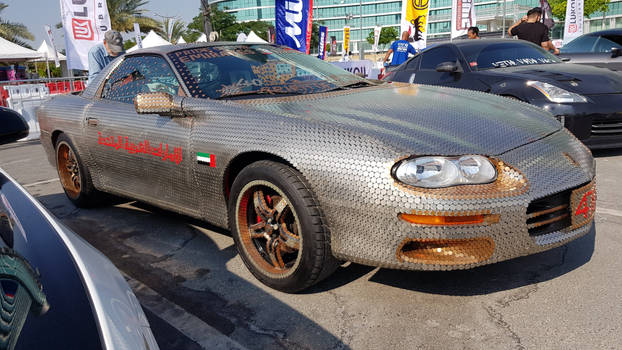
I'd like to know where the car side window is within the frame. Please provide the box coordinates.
[561,35,598,53]
[101,55,181,103]
[420,47,459,70]
[406,56,421,70]
[593,36,622,53]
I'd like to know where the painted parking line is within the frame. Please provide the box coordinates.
[596,207,622,218]
[22,178,59,187]
[124,275,248,350]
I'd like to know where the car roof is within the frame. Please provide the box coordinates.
[583,29,622,36]
[125,42,277,56]
[420,38,541,52]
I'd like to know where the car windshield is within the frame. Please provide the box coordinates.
[461,42,562,70]
[561,34,622,53]
[167,45,369,99]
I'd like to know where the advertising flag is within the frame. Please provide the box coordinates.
[540,0,555,29]
[563,0,583,44]
[330,36,337,56]
[373,26,381,52]
[318,25,327,60]
[44,25,61,68]
[275,0,313,54]
[133,23,143,49]
[451,0,476,39]
[401,0,431,50]
[60,0,111,70]
[343,26,350,54]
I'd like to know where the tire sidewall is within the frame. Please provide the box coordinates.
[55,134,92,206]
[229,161,325,292]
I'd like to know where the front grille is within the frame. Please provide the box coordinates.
[591,121,622,136]
[526,189,573,236]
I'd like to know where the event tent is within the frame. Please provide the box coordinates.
[127,30,171,52]
[245,31,267,43]
[32,41,66,62]
[177,36,186,44]
[0,36,42,62]
[195,33,207,43]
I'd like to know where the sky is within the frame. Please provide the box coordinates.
[2,0,201,50]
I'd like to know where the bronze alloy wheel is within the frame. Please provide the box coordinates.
[236,180,302,278]
[57,142,81,199]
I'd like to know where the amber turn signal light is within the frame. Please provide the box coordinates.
[398,213,499,226]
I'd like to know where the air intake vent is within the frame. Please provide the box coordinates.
[592,121,622,136]
[527,189,572,236]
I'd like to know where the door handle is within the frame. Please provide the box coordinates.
[86,117,98,126]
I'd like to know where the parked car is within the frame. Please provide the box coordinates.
[384,39,622,149]
[0,110,158,349]
[559,29,622,71]
[37,43,595,292]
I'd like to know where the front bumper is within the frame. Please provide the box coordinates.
[326,129,595,271]
[533,93,622,149]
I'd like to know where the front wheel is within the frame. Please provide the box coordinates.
[55,133,102,207]
[228,161,338,292]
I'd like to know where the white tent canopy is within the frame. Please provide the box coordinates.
[177,36,186,44]
[245,31,267,43]
[127,30,171,52]
[0,36,42,61]
[32,41,66,62]
[195,33,207,43]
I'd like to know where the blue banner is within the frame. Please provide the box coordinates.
[318,26,327,60]
[275,0,313,54]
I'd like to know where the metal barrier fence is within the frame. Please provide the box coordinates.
[0,76,88,107]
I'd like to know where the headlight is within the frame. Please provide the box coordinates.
[394,155,497,188]
[527,81,587,103]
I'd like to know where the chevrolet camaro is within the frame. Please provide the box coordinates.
[37,43,596,292]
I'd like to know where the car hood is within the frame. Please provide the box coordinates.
[244,83,562,156]
[482,63,622,94]
[0,171,103,349]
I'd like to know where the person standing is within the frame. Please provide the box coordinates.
[467,27,480,39]
[383,31,417,67]
[87,30,125,83]
[508,7,559,54]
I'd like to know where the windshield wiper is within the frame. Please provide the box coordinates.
[323,80,377,92]
[214,90,302,99]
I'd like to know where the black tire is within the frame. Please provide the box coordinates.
[55,133,102,207]
[228,160,339,292]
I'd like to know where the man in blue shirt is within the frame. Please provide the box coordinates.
[382,31,417,67]
[87,30,125,83]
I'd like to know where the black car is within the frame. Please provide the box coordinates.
[560,29,622,71]
[384,39,622,149]
[0,110,158,349]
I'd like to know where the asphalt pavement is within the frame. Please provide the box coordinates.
[1,139,621,350]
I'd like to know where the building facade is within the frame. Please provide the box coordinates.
[210,0,622,53]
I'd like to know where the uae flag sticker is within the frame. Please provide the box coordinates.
[197,152,216,167]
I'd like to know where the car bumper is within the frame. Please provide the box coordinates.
[326,130,595,271]
[532,93,622,149]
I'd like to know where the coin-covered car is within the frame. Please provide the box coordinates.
[37,43,596,292]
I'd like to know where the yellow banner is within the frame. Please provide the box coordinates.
[401,0,430,49]
[343,26,350,54]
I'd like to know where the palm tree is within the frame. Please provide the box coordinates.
[107,0,160,33]
[0,2,34,47]
[160,18,185,44]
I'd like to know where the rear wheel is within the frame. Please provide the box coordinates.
[55,134,102,207]
[229,160,338,292]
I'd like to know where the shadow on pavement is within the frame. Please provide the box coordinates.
[367,225,595,296]
[35,193,349,350]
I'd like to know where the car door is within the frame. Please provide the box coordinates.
[84,55,199,215]
[412,45,468,88]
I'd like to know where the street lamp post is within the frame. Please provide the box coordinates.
[359,0,363,60]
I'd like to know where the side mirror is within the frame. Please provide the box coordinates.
[134,92,184,117]
[435,61,462,73]
[612,48,621,58]
[0,107,29,145]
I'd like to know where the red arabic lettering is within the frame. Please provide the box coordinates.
[97,132,182,165]
[574,190,596,219]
